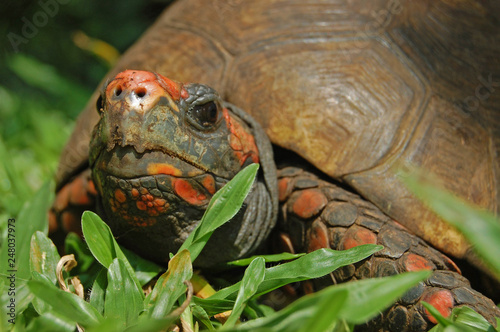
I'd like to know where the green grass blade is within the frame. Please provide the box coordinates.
[179,163,259,262]
[451,306,495,331]
[121,247,162,286]
[30,231,60,284]
[0,181,52,280]
[210,245,381,300]
[298,289,348,332]
[28,279,103,328]
[403,172,500,279]
[223,257,266,329]
[104,258,144,328]
[81,211,144,298]
[90,268,108,316]
[146,249,193,319]
[225,252,305,267]
[234,271,429,331]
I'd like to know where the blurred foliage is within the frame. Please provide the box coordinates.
[0,0,172,221]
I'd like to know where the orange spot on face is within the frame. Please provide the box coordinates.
[173,179,207,206]
[136,201,147,211]
[147,163,183,176]
[278,178,291,202]
[154,198,166,206]
[404,253,434,272]
[114,189,127,203]
[201,175,216,195]
[131,188,139,198]
[342,226,377,250]
[223,108,259,165]
[423,290,454,324]
[292,189,327,219]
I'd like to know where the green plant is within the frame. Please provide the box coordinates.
[0,164,432,331]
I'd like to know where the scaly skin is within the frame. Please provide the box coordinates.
[51,70,500,331]
[275,167,500,331]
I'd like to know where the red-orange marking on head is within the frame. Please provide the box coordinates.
[173,179,207,206]
[422,290,454,324]
[223,108,259,165]
[404,253,434,272]
[342,226,377,250]
[292,189,328,219]
[201,175,216,195]
[131,188,140,198]
[114,189,127,203]
[147,163,183,176]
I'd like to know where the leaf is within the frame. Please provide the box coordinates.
[146,249,193,319]
[179,163,259,262]
[30,231,60,284]
[104,258,144,327]
[225,252,305,267]
[223,257,266,329]
[451,306,495,332]
[65,232,96,273]
[89,268,108,316]
[210,245,381,301]
[28,279,103,328]
[25,311,76,332]
[121,247,162,286]
[0,182,52,280]
[403,171,500,279]
[81,211,144,298]
[233,271,429,331]
[298,290,348,332]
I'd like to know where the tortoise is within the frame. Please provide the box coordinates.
[49,0,500,330]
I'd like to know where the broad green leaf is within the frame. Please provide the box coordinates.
[224,257,266,329]
[210,245,381,301]
[30,231,60,284]
[403,172,500,278]
[179,163,259,262]
[225,252,305,267]
[0,182,52,280]
[146,249,193,319]
[104,258,144,327]
[89,268,108,315]
[81,211,143,298]
[25,311,76,332]
[28,279,103,328]
[298,290,348,332]
[452,306,495,331]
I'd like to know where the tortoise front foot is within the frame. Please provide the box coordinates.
[276,167,500,332]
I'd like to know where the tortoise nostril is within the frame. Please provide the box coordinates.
[114,86,123,97]
[134,87,146,98]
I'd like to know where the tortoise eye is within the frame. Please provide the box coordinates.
[96,95,104,113]
[188,101,221,130]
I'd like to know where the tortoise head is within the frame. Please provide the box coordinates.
[90,70,277,266]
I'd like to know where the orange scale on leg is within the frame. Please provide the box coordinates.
[292,189,328,219]
[422,289,454,324]
[114,189,127,203]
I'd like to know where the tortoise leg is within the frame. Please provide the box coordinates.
[49,169,97,242]
[276,167,500,332]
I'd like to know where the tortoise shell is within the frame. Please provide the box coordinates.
[57,0,500,266]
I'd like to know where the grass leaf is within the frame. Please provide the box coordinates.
[28,279,103,328]
[146,249,193,319]
[104,258,144,327]
[179,163,259,262]
[81,211,144,298]
[224,257,266,329]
